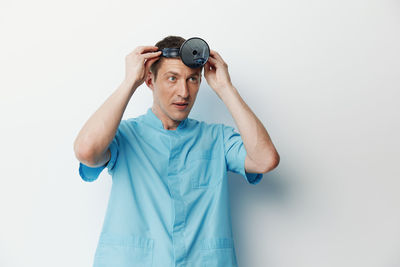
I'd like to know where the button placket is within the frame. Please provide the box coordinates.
[166,132,188,265]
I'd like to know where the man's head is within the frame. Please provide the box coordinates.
[145,36,203,129]
[150,36,185,80]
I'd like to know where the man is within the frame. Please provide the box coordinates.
[74,36,279,267]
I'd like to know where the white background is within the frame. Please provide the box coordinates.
[1,0,399,266]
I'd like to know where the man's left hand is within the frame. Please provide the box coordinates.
[204,50,233,96]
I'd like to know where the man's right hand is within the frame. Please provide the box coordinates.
[124,46,161,88]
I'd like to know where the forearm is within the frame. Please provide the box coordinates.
[219,85,279,165]
[73,79,137,164]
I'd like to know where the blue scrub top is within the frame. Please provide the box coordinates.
[79,108,263,267]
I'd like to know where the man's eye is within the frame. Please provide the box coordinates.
[168,76,176,81]
[189,77,197,82]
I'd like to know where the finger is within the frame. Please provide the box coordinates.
[144,56,160,72]
[204,61,214,75]
[207,56,218,67]
[142,50,162,59]
[209,49,218,58]
[127,46,158,58]
[137,46,159,54]
[210,50,225,63]
[204,62,210,74]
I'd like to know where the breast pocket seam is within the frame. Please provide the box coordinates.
[187,149,221,189]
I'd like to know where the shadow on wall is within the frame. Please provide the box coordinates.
[229,170,289,204]
[228,169,290,265]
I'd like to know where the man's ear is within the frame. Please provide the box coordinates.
[145,71,155,91]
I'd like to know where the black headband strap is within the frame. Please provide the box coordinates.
[159,48,180,58]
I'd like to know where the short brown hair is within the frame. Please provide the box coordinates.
[150,35,202,81]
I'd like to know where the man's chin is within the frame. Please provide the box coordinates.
[176,113,189,120]
[172,110,189,121]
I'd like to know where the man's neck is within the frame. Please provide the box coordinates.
[151,106,180,131]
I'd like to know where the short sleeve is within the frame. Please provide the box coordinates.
[222,124,263,185]
[78,123,123,182]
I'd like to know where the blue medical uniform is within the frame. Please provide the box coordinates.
[79,108,263,267]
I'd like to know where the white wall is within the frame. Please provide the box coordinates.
[1,0,399,266]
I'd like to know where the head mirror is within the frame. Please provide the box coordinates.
[158,37,210,69]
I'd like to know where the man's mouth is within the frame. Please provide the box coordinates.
[173,102,189,110]
[174,102,188,106]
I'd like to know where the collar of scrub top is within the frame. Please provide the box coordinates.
[145,108,188,131]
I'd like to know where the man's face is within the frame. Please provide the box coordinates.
[146,58,202,125]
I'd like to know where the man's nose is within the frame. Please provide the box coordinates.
[177,80,189,98]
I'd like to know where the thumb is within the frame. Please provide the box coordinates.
[204,62,211,76]
[144,57,159,73]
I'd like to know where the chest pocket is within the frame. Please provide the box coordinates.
[186,149,221,189]
[93,233,154,267]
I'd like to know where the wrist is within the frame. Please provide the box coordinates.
[217,83,236,100]
[121,79,139,94]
